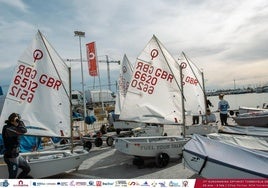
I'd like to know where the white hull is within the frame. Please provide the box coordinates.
[182,124,218,136]
[238,106,268,114]
[233,114,268,127]
[114,120,144,130]
[115,136,189,158]
[0,149,89,178]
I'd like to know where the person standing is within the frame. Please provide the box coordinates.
[2,113,31,178]
[218,94,230,125]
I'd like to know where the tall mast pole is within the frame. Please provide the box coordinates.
[74,31,87,119]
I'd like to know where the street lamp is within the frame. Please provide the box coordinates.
[74,31,87,119]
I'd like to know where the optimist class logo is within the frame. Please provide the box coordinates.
[180,62,187,69]
[33,49,43,62]
[150,49,159,60]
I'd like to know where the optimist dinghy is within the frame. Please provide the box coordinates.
[183,134,268,178]
[0,30,89,178]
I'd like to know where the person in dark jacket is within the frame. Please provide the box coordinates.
[2,113,31,178]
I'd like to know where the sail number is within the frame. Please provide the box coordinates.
[9,64,62,103]
[130,61,174,94]
[9,65,39,103]
[131,71,156,94]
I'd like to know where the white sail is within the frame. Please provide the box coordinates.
[0,30,71,138]
[119,35,183,124]
[179,52,206,116]
[114,54,133,115]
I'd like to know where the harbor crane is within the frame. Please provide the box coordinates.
[66,55,120,90]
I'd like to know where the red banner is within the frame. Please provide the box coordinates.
[86,42,98,76]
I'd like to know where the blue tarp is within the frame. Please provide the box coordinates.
[85,115,96,125]
[0,134,43,154]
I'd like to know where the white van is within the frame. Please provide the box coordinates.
[71,90,84,106]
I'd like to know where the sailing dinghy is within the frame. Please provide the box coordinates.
[232,111,268,127]
[113,54,152,135]
[114,54,164,136]
[115,35,190,167]
[0,30,89,178]
[178,52,218,136]
[183,134,268,178]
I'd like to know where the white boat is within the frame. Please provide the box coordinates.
[113,54,147,133]
[115,35,190,166]
[183,134,268,178]
[115,136,189,167]
[0,30,89,178]
[178,52,218,136]
[207,133,268,151]
[232,111,268,127]
[238,106,268,114]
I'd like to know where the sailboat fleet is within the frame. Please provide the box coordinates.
[114,35,268,178]
[0,31,267,178]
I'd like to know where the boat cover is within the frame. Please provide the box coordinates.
[207,133,268,151]
[183,134,268,178]
[219,125,268,137]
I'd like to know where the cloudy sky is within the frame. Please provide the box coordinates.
[1,0,268,94]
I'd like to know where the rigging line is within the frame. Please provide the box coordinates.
[136,58,152,65]
[38,30,71,106]
[153,35,183,96]
[18,60,34,67]
[153,35,186,128]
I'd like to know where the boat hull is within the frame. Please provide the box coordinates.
[183,150,267,178]
[233,115,268,127]
[0,149,89,178]
[115,136,189,158]
[183,134,268,178]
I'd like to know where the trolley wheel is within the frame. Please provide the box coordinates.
[94,137,103,147]
[116,129,121,135]
[83,141,92,151]
[106,136,114,146]
[132,156,144,167]
[155,153,169,168]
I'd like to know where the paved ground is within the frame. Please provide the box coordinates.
[46,113,235,179]
[47,145,198,179]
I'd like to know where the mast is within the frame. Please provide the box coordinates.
[69,67,74,153]
[201,71,207,108]
[179,64,186,138]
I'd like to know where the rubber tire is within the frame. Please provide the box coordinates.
[106,136,114,146]
[155,153,169,168]
[94,137,103,147]
[229,110,234,116]
[83,141,92,151]
[116,129,121,135]
[132,156,144,167]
